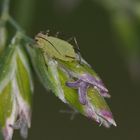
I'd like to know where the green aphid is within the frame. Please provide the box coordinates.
[35,33,76,62]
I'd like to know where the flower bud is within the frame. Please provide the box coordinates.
[0,35,33,140]
[28,33,116,127]
[57,60,116,127]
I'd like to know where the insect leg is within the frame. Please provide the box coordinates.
[73,37,82,64]
[54,31,60,37]
[67,37,82,63]
[59,108,78,120]
[45,30,50,35]
[73,37,80,51]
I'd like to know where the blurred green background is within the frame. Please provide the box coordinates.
[1,0,140,140]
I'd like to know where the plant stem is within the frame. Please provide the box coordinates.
[1,0,10,21]
[8,16,24,32]
[1,0,34,44]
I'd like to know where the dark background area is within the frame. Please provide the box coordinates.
[1,0,140,140]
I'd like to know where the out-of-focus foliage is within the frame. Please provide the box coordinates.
[0,34,33,140]
[93,0,140,81]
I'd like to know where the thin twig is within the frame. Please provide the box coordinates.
[8,16,35,44]
[1,0,10,21]
[8,16,24,32]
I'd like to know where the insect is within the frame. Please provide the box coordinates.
[35,32,77,62]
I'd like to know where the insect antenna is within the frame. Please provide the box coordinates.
[45,30,50,35]
[67,37,80,52]
[67,37,82,63]
[54,31,60,37]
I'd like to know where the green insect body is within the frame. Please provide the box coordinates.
[35,33,76,62]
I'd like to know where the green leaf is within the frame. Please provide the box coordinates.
[87,87,111,112]
[0,44,16,93]
[16,56,32,104]
[58,60,99,78]
[0,82,12,127]
[27,46,53,90]
[16,46,33,105]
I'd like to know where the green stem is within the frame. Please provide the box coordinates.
[8,16,34,44]
[8,16,24,32]
[1,0,34,45]
[1,0,10,21]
